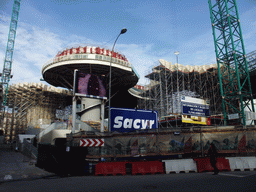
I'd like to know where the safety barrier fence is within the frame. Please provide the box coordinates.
[95,161,164,176]
[131,161,164,175]
[163,159,197,173]
[93,157,256,176]
[36,143,256,176]
[193,157,231,173]
[226,157,256,171]
[95,162,127,176]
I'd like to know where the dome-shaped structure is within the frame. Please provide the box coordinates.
[41,46,139,126]
[42,46,139,90]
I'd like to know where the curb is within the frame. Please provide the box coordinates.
[0,173,57,184]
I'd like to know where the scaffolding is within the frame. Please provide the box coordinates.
[0,82,72,141]
[247,50,256,74]
[138,60,223,127]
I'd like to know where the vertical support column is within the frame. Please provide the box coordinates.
[72,69,78,134]
[165,66,169,116]
[171,68,174,115]
[10,96,17,141]
[159,70,164,117]
[101,100,105,132]
[4,105,9,140]
[72,96,76,134]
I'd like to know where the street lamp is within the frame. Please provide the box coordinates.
[108,28,127,132]
[174,51,179,128]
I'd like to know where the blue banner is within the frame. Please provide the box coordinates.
[110,108,158,132]
[182,102,210,117]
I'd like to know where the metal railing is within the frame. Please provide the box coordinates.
[42,53,133,74]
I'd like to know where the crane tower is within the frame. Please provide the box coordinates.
[1,0,21,109]
[208,0,255,125]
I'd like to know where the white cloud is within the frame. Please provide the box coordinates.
[11,60,39,83]
[1,13,155,86]
[240,7,256,53]
[115,43,159,85]
[0,2,255,88]
[0,14,67,85]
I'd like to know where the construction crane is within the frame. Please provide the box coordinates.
[208,0,255,125]
[1,0,21,113]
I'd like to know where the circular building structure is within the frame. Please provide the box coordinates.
[42,46,139,124]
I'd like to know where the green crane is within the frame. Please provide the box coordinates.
[1,0,21,111]
[208,0,255,125]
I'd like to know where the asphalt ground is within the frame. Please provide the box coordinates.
[0,145,255,192]
[0,170,255,192]
[0,145,54,183]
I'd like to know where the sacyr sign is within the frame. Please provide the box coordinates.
[110,108,158,132]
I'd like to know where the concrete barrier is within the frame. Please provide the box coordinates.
[226,157,256,171]
[163,159,197,174]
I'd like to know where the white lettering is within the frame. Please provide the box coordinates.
[113,116,156,130]
[123,118,133,128]
[149,120,155,129]
[141,120,148,129]
[113,116,123,128]
[133,119,141,129]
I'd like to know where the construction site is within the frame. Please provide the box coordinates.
[0,82,72,141]
[136,49,256,127]
[0,0,256,170]
[1,49,256,141]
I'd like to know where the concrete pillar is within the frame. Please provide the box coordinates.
[80,97,101,122]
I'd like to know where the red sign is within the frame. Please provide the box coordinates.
[80,139,104,147]
[55,46,128,62]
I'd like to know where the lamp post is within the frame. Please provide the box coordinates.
[174,51,179,128]
[108,28,127,132]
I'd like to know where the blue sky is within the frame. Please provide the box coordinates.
[0,0,256,86]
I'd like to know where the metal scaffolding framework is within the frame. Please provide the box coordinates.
[137,60,223,127]
[1,83,72,141]
[208,0,255,125]
[247,50,256,76]
[137,49,256,128]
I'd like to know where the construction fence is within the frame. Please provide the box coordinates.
[70,127,256,159]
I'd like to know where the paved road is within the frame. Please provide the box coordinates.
[0,171,256,192]
[0,146,53,182]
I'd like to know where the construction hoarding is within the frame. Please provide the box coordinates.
[72,128,256,158]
